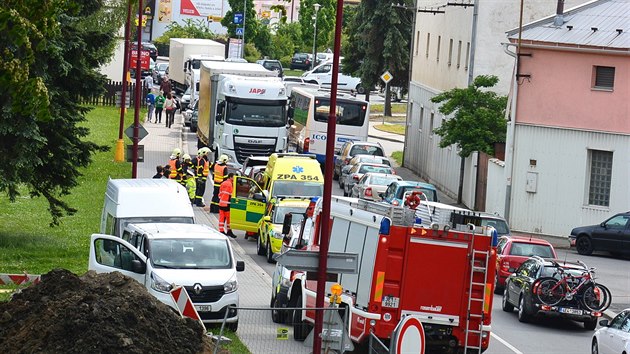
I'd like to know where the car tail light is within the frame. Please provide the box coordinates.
[365,188,372,197]
[500,260,510,272]
[303,137,310,152]
[344,157,351,164]
[392,200,399,206]
[541,305,551,311]
[353,175,359,181]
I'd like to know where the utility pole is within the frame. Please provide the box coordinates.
[132,0,143,178]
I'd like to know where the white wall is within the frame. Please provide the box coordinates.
[485,158,506,217]
[99,39,125,81]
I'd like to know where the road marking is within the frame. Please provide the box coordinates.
[491,332,523,354]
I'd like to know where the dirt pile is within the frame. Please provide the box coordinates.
[0,269,216,354]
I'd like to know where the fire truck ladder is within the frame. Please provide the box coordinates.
[464,232,490,352]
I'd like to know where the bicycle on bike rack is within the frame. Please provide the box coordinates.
[533,260,612,312]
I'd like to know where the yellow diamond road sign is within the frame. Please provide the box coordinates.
[381,71,393,84]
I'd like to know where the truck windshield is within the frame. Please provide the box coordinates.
[314,99,367,127]
[272,181,323,198]
[150,238,231,269]
[225,99,287,127]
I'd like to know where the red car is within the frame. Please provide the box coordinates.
[494,236,557,293]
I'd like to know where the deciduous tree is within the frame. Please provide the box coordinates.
[0,0,125,224]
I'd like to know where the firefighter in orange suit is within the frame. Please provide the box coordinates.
[167,148,182,180]
[210,154,229,214]
[218,173,236,238]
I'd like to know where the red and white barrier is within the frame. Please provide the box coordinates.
[0,274,41,286]
[170,285,205,331]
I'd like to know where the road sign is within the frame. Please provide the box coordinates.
[274,250,358,274]
[390,315,425,354]
[381,71,393,84]
[115,91,131,108]
[125,145,145,162]
[262,10,271,18]
[234,13,243,24]
[304,310,354,352]
[125,124,149,141]
[235,27,244,36]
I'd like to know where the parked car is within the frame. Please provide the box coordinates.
[152,62,169,84]
[334,141,386,180]
[568,211,630,256]
[502,257,600,329]
[495,236,557,293]
[180,86,193,112]
[592,309,630,354]
[381,180,439,205]
[342,163,393,197]
[351,173,402,201]
[257,197,310,263]
[256,59,284,77]
[183,98,198,130]
[290,53,312,70]
[339,154,393,184]
[315,52,333,66]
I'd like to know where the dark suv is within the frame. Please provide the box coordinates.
[502,257,601,329]
[256,59,283,77]
[290,53,312,70]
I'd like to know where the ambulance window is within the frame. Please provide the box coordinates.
[235,178,253,198]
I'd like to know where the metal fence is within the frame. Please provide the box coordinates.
[212,306,351,354]
[80,80,149,107]
[367,331,390,354]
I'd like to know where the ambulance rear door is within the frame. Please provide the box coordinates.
[230,176,267,232]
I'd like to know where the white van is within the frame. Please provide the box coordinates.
[100,179,195,237]
[301,61,364,93]
[88,223,244,330]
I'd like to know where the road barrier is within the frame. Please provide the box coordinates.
[0,274,41,286]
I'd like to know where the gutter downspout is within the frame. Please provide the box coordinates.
[403,0,419,169]
[503,0,525,223]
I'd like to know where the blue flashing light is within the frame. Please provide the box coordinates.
[491,229,498,247]
[415,217,422,225]
[379,218,391,235]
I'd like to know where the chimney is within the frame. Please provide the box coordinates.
[554,0,565,26]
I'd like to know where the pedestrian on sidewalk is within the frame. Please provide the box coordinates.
[154,92,165,124]
[218,173,236,238]
[152,165,164,179]
[192,147,210,207]
[144,74,154,90]
[210,154,229,214]
[164,93,176,128]
[160,75,171,95]
[146,89,156,123]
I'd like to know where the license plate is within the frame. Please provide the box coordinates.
[195,305,212,312]
[382,296,400,308]
[559,307,582,315]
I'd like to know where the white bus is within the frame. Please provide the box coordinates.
[287,87,370,164]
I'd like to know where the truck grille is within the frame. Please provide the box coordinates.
[234,143,276,164]
[185,285,225,303]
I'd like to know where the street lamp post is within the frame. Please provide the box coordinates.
[311,3,321,70]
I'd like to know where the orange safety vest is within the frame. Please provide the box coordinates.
[168,159,179,179]
[202,159,210,177]
[218,178,233,207]
[213,164,227,184]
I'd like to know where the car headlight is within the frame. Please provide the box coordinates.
[224,274,238,293]
[150,272,172,293]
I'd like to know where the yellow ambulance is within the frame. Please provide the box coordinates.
[229,153,323,234]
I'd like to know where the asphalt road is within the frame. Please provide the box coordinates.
[183,124,630,354]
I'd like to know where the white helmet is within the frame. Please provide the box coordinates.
[172,148,182,157]
[198,147,210,156]
[219,154,229,163]
[182,153,191,161]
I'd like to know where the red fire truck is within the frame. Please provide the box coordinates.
[284,196,498,353]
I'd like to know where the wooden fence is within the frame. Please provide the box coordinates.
[81,80,149,107]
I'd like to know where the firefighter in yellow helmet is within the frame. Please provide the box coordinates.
[209,154,229,214]
[179,153,192,186]
[167,148,182,180]
[192,147,210,207]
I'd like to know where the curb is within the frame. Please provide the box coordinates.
[368,134,404,144]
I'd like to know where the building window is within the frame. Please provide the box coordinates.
[465,42,470,70]
[457,40,462,68]
[429,111,435,137]
[425,33,430,58]
[419,106,424,131]
[588,149,613,207]
[436,36,441,62]
[592,66,615,90]
[448,39,453,66]
[415,31,420,56]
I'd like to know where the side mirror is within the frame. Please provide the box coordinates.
[600,222,606,228]
[236,260,245,272]
[131,259,146,274]
[216,113,223,122]
[288,118,295,126]
[263,215,271,222]
[287,107,294,118]
[378,192,385,198]
[282,213,293,235]
[253,193,266,203]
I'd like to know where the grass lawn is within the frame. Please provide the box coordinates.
[374,124,405,135]
[284,69,306,77]
[370,103,407,114]
[391,151,403,166]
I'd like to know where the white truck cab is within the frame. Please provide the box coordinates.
[88,223,244,330]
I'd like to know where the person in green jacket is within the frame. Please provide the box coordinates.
[154,92,166,124]
[184,169,196,205]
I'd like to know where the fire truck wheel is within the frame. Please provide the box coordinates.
[293,295,309,341]
[257,234,266,256]
[501,287,514,312]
